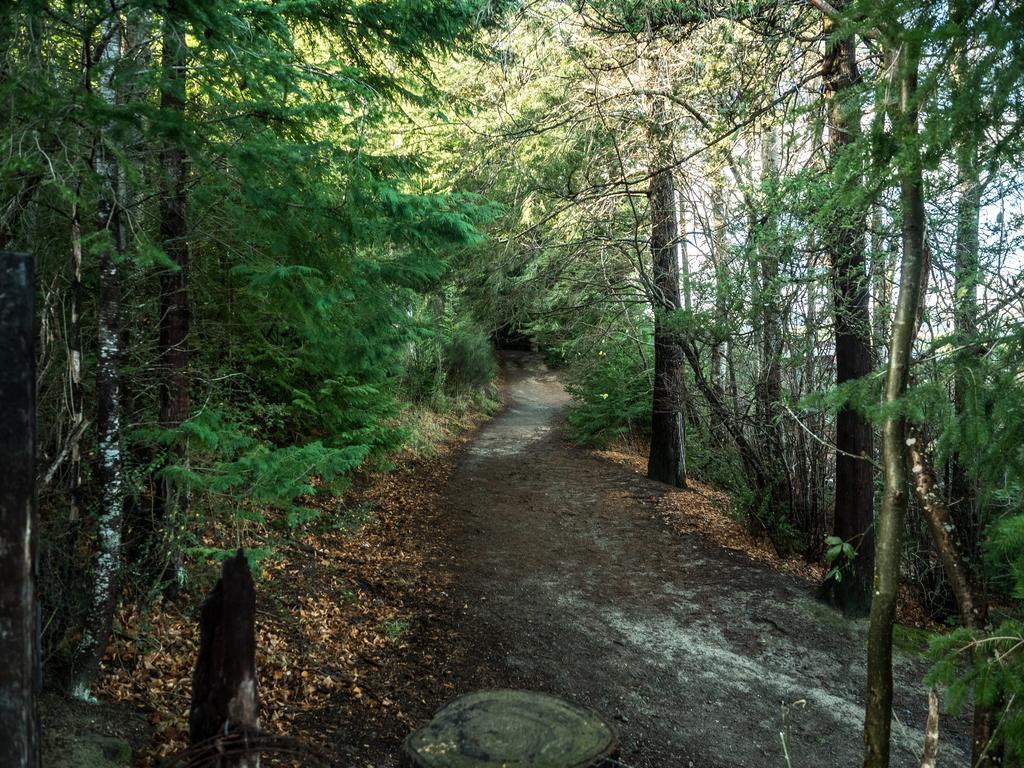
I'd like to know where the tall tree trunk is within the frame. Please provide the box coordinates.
[156,3,191,584]
[863,42,925,768]
[758,127,783,436]
[822,6,875,615]
[71,14,126,700]
[0,251,41,768]
[710,173,728,396]
[949,0,983,573]
[646,159,686,488]
[758,128,791,533]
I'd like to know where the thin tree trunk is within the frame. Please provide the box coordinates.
[71,14,126,700]
[906,427,1002,767]
[823,4,875,615]
[646,156,686,488]
[758,127,783,438]
[919,688,940,768]
[68,200,84,523]
[757,127,792,541]
[156,3,191,584]
[804,233,828,554]
[710,173,728,396]
[863,42,926,768]
[869,203,891,363]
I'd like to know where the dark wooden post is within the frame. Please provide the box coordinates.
[0,251,41,768]
[189,550,260,764]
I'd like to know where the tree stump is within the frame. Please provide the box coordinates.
[401,690,618,768]
[189,550,259,766]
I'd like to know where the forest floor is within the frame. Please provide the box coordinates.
[96,351,970,767]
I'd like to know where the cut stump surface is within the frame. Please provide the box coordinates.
[401,690,618,768]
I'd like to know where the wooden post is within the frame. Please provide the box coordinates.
[189,550,260,765]
[0,251,41,768]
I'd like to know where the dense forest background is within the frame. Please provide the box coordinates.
[4,0,1024,765]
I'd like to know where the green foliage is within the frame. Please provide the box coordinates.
[443,323,498,393]
[824,536,857,584]
[565,338,651,447]
[400,303,497,405]
[926,622,1024,760]
[1,0,505,669]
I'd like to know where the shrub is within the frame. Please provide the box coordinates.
[566,338,651,446]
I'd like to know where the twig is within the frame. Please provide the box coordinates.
[42,418,91,486]
[781,401,880,469]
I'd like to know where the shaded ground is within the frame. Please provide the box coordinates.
[429,351,968,768]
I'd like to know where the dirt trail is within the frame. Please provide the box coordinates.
[440,352,968,768]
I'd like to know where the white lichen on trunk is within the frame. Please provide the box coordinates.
[71,11,126,700]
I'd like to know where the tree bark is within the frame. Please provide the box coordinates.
[863,42,925,768]
[646,162,686,488]
[0,251,41,768]
[71,14,126,700]
[758,127,783,440]
[156,2,191,583]
[949,0,983,571]
[919,688,940,768]
[822,4,875,615]
[906,427,1002,767]
[68,200,84,522]
[710,174,728,396]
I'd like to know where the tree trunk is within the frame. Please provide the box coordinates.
[0,251,41,768]
[949,0,983,572]
[156,3,191,584]
[758,127,783,437]
[863,42,925,768]
[906,428,1002,766]
[869,203,892,364]
[710,173,728,396]
[822,5,875,615]
[647,161,686,488]
[68,200,84,523]
[71,15,126,700]
[756,127,792,541]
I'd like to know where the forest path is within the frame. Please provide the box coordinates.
[440,351,968,768]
